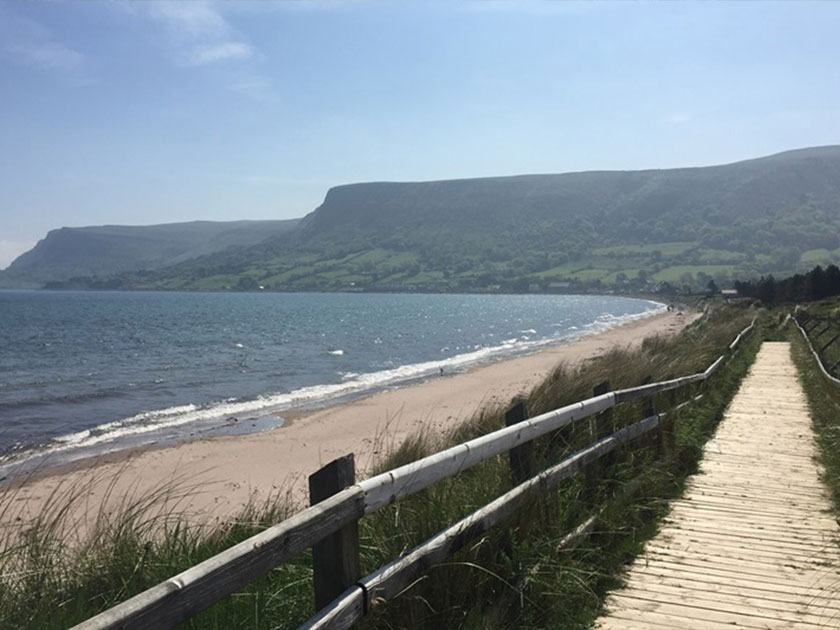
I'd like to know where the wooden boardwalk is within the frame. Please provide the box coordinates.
[596,342,840,629]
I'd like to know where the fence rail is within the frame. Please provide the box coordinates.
[74,319,756,630]
[794,311,840,386]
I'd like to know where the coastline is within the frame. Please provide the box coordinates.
[1,307,696,533]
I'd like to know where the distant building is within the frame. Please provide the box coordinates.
[548,281,571,290]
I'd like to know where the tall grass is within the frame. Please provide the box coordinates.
[789,312,840,515]
[0,302,761,629]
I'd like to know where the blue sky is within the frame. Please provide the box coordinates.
[2,0,840,268]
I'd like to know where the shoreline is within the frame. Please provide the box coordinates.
[1,307,696,533]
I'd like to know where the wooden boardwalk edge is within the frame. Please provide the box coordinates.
[595,342,840,629]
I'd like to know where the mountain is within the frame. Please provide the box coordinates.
[0,220,300,288]
[12,146,840,292]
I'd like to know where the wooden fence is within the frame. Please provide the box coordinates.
[794,310,840,386]
[74,320,755,630]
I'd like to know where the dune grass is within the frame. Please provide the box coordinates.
[789,312,840,516]
[0,302,762,629]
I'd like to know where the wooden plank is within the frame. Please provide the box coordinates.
[602,597,833,629]
[298,587,364,630]
[312,415,661,625]
[795,318,840,386]
[72,485,365,630]
[702,354,724,378]
[359,392,616,512]
[504,400,533,485]
[642,541,840,568]
[639,547,840,580]
[624,573,840,610]
[613,373,703,403]
[625,562,840,599]
[633,557,840,591]
[595,342,840,630]
[309,455,361,611]
[609,588,837,626]
[658,522,840,552]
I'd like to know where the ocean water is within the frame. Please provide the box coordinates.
[0,291,662,477]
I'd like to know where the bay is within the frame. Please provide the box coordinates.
[0,291,661,476]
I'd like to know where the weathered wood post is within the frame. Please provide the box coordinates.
[585,380,612,492]
[593,380,613,435]
[309,454,361,611]
[663,377,678,457]
[641,375,662,456]
[505,399,534,485]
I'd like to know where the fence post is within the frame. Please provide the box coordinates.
[309,454,361,611]
[584,380,612,495]
[640,375,663,456]
[663,376,678,457]
[505,400,534,485]
[593,380,613,436]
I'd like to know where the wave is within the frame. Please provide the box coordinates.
[1,302,664,474]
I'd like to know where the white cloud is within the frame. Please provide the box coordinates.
[186,42,252,66]
[137,1,255,68]
[0,6,91,84]
[146,2,229,39]
[227,76,273,99]
[0,240,36,270]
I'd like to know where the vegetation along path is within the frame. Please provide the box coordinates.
[596,341,840,629]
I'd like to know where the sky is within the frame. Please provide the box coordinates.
[2,0,840,269]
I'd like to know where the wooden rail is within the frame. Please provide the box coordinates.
[794,311,840,386]
[73,320,755,630]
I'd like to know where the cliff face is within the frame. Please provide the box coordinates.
[298,145,840,244]
[7,146,840,291]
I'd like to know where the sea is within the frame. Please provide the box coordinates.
[0,291,663,478]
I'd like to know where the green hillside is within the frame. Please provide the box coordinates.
[0,220,300,288]
[16,145,840,292]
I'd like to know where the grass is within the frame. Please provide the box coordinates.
[590,242,696,257]
[799,248,835,265]
[789,308,840,515]
[798,297,840,380]
[652,264,737,283]
[0,302,762,629]
[355,304,760,629]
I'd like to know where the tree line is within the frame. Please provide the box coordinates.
[734,264,840,304]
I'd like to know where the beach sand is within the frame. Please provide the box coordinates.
[1,307,696,534]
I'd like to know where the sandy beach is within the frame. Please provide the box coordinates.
[1,308,695,534]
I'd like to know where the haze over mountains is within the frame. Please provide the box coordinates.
[0,220,299,289]
[4,146,840,292]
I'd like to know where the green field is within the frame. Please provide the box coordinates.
[653,265,737,283]
[592,242,697,257]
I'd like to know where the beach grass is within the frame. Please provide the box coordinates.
[0,301,762,629]
[789,310,840,515]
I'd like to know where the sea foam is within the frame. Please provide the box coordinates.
[1,300,664,476]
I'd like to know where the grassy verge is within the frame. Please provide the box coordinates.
[0,302,762,629]
[788,314,840,515]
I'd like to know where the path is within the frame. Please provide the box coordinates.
[596,342,840,629]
